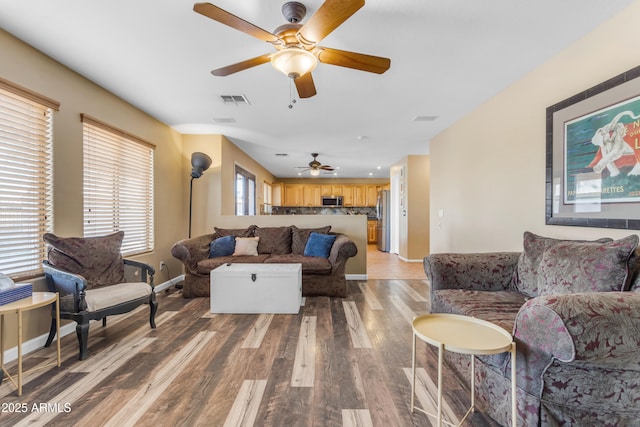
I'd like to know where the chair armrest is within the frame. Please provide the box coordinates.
[42,260,88,312]
[515,292,640,366]
[424,252,520,292]
[328,234,358,272]
[171,234,215,273]
[124,259,155,288]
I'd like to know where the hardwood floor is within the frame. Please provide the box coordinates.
[0,262,500,426]
[366,244,426,280]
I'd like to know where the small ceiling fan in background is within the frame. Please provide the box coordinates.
[193,0,391,99]
[296,153,335,176]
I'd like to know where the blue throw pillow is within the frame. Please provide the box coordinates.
[303,232,337,258]
[209,235,235,258]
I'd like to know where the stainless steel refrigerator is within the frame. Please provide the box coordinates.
[376,190,390,252]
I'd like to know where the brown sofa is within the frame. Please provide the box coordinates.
[171,225,357,298]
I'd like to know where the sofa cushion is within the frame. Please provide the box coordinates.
[265,254,332,275]
[254,226,292,255]
[291,225,331,255]
[209,235,235,258]
[233,237,260,256]
[214,225,256,239]
[197,255,271,274]
[44,231,125,289]
[304,232,337,258]
[513,232,612,297]
[431,289,527,334]
[537,234,639,295]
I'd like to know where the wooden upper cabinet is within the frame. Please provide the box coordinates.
[353,185,366,206]
[366,185,380,207]
[283,184,304,206]
[321,185,333,196]
[303,185,322,206]
[272,183,283,206]
[342,185,354,206]
[331,185,343,196]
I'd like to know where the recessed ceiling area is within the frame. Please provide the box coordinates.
[0,0,635,178]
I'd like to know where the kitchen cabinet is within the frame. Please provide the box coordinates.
[321,185,333,196]
[367,220,377,243]
[272,183,283,207]
[283,184,304,206]
[353,185,366,206]
[342,185,354,206]
[366,185,380,207]
[303,185,322,206]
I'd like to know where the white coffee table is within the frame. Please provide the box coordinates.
[411,313,517,427]
[210,263,302,314]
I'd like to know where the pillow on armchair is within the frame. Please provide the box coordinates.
[43,231,126,289]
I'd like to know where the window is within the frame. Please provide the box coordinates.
[262,182,272,214]
[235,165,256,216]
[0,79,58,279]
[82,115,154,255]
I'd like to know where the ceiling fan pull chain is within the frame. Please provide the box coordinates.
[288,78,297,109]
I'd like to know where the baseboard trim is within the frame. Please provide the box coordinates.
[346,274,367,281]
[398,256,424,263]
[1,275,185,364]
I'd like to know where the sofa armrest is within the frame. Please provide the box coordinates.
[424,252,520,292]
[171,234,215,273]
[328,233,358,272]
[43,260,88,312]
[515,292,640,366]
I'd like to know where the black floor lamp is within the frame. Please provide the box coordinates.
[188,152,212,239]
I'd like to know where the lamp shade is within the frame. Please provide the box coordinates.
[191,152,212,178]
[271,47,317,79]
[309,168,320,176]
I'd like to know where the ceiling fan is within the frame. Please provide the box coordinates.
[296,153,335,176]
[193,0,391,98]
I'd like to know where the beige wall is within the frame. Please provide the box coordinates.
[429,1,640,253]
[0,29,185,343]
[394,156,430,261]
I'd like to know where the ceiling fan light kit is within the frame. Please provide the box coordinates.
[193,0,390,99]
[271,47,317,79]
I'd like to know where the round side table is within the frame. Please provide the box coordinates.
[0,291,61,396]
[411,313,517,427]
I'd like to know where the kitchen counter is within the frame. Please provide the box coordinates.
[271,206,376,217]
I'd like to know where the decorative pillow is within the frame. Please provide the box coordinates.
[291,225,331,255]
[537,234,639,296]
[44,231,125,289]
[233,237,260,256]
[254,226,292,254]
[209,235,235,258]
[512,231,612,297]
[303,232,337,258]
[213,225,256,239]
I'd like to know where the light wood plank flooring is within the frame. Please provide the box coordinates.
[366,244,425,280]
[0,265,500,426]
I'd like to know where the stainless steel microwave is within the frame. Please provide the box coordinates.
[321,196,344,206]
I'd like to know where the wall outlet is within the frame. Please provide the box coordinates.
[159,261,167,271]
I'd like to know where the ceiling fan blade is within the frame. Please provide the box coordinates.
[317,47,390,74]
[194,3,280,43]
[320,165,335,171]
[297,0,364,45]
[295,73,317,98]
[211,54,273,76]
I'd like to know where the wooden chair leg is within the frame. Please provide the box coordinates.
[149,299,158,329]
[44,318,57,348]
[76,321,90,360]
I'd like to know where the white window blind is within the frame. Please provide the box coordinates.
[0,80,57,279]
[82,115,154,255]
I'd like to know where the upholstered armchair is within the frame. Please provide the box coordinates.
[42,231,157,360]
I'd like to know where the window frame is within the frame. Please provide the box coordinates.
[235,164,256,216]
[81,114,155,256]
[0,78,58,279]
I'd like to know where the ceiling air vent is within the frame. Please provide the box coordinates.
[212,117,236,123]
[412,115,438,122]
[220,95,250,105]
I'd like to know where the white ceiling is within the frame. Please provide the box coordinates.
[0,0,635,178]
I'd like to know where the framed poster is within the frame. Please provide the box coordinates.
[546,65,640,230]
